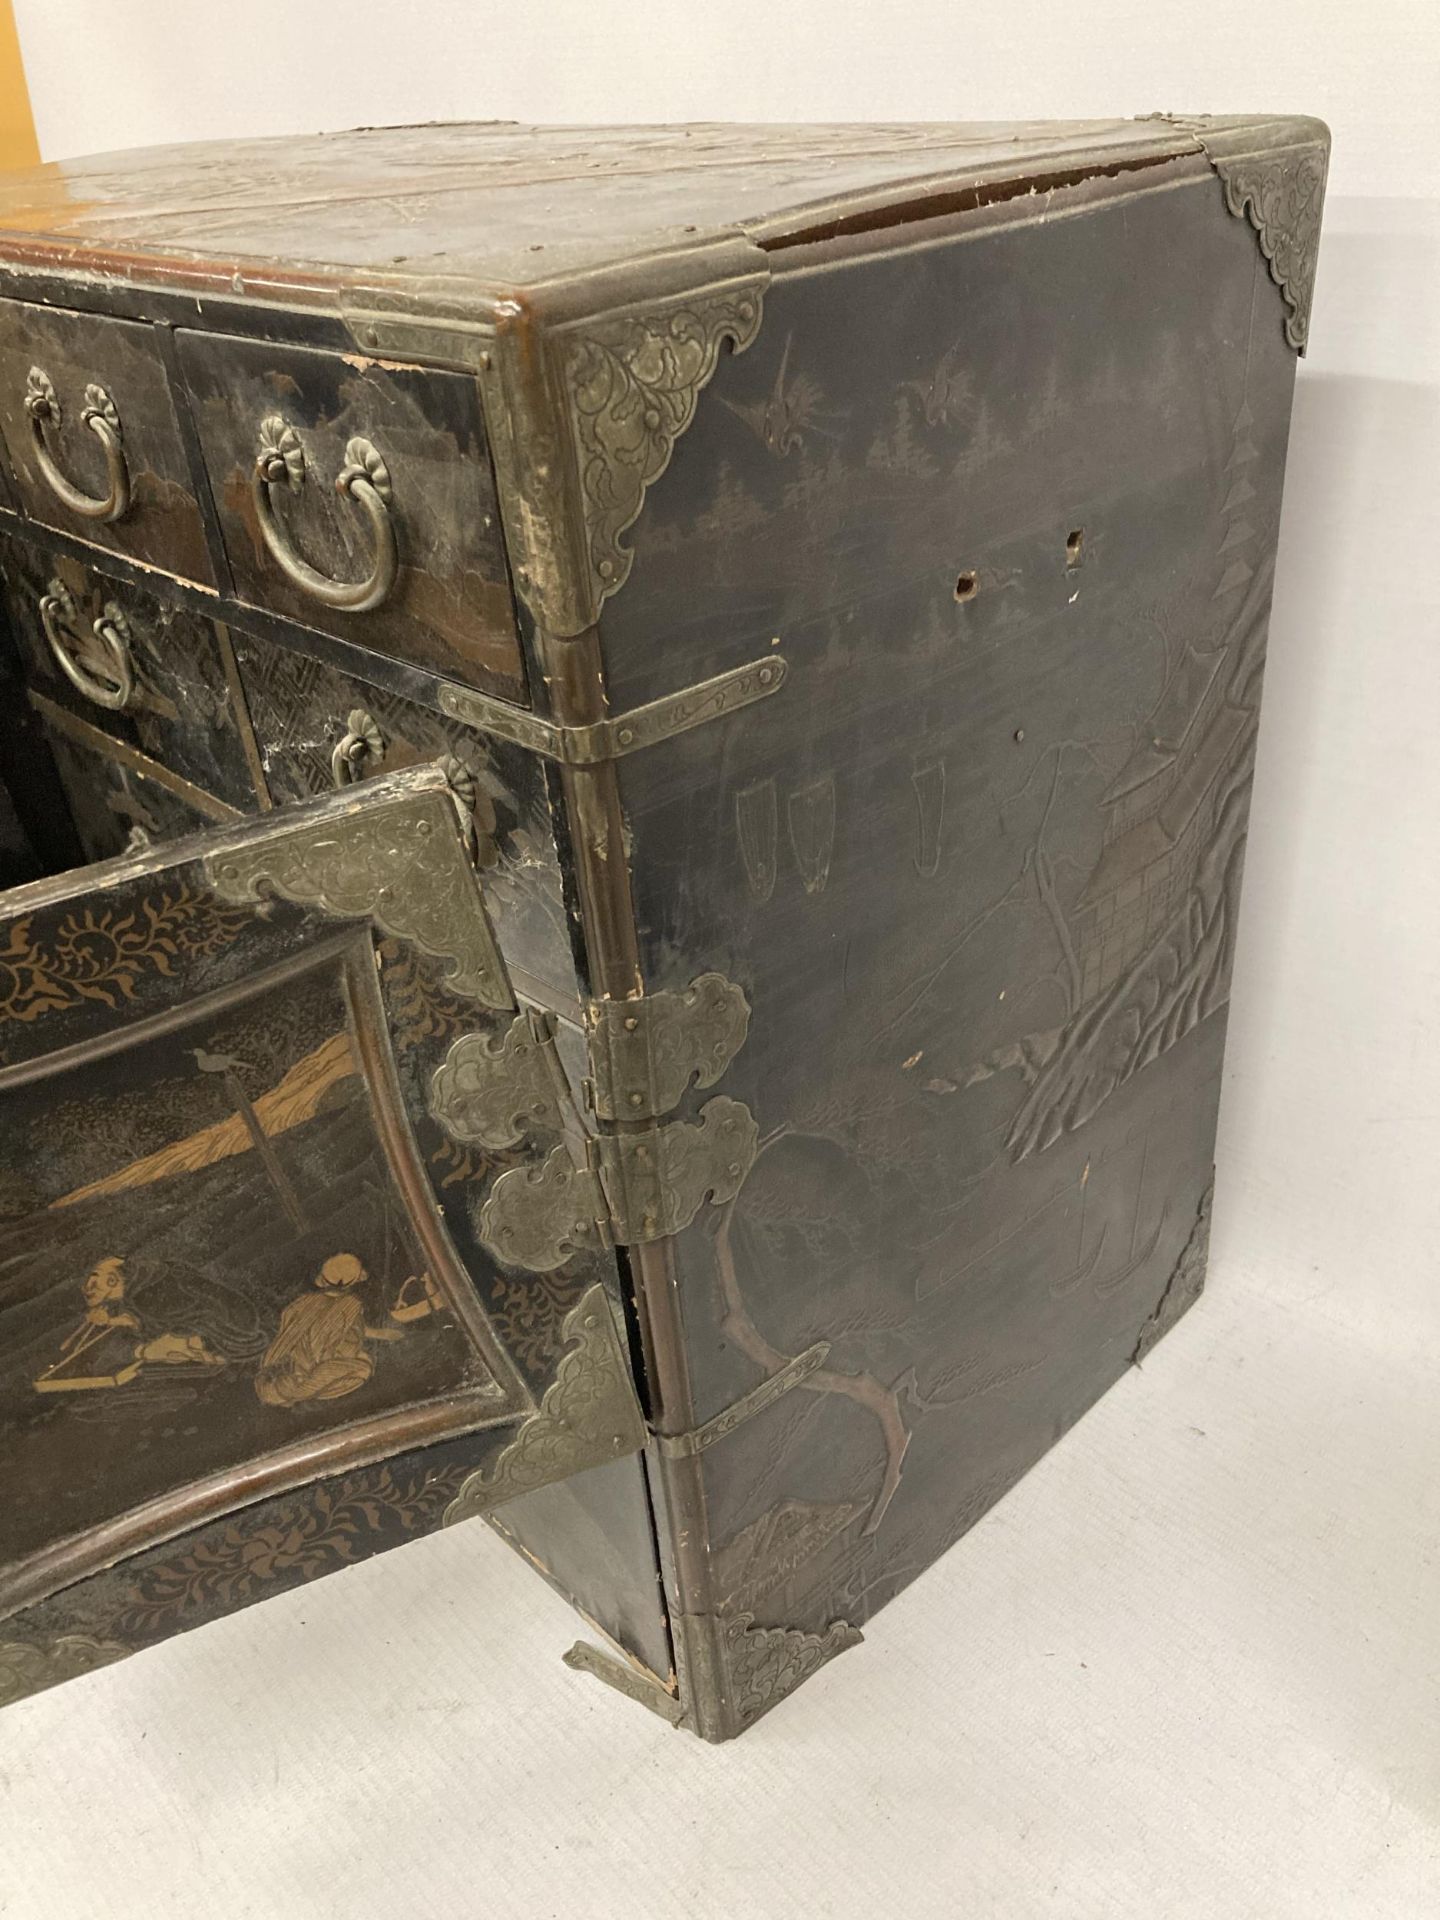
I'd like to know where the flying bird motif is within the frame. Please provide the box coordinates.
[720,334,844,458]
[903,340,974,427]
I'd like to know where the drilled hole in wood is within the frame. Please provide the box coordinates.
[954,571,978,602]
[1066,528,1085,567]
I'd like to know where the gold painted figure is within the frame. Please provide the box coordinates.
[390,1270,442,1324]
[34,1257,224,1393]
[254,1252,404,1407]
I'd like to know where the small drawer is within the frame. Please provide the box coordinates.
[177,331,526,703]
[41,727,223,863]
[0,300,214,584]
[1,542,262,815]
[231,626,578,999]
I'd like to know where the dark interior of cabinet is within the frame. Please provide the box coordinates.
[0,614,85,886]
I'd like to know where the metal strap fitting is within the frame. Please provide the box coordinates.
[476,1097,759,1272]
[656,1343,832,1458]
[438,655,786,766]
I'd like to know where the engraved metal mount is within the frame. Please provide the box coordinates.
[437,653,787,768]
[205,774,512,1008]
[1212,144,1327,352]
[585,972,750,1123]
[562,1643,685,1727]
[656,1343,830,1459]
[478,1096,759,1272]
[429,1007,566,1150]
[0,1632,131,1711]
[442,1284,646,1522]
[1157,115,1329,353]
[561,282,765,614]
[565,1608,861,1739]
[671,1609,864,1740]
[429,969,749,1145]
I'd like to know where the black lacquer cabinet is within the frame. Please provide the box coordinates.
[0,116,1327,1737]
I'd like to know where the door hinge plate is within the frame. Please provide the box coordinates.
[477,1097,759,1272]
[585,973,750,1123]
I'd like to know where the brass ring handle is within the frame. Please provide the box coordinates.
[253,415,398,613]
[330,708,385,787]
[39,581,136,711]
[25,367,131,524]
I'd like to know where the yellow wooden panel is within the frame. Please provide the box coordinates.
[0,0,36,174]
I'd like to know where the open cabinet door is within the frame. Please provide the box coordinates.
[0,765,645,1707]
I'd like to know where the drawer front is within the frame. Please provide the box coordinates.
[0,301,213,584]
[231,627,579,999]
[41,727,225,862]
[177,332,526,702]
[1,542,262,814]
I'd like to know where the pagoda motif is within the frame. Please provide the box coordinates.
[1071,389,1263,1004]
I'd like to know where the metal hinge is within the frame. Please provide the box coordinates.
[584,972,750,1122]
[429,970,758,1271]
[477,1097,758,1271]
[438,655,786,766]
[429,973,751,1145]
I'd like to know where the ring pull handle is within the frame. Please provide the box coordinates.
[39,580,136,711]
[330,708,385,787]
[25,367,131,524]
[253,415,398,613]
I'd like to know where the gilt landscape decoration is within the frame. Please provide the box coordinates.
[0,944,504,1573]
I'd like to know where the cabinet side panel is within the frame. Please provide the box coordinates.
[603,177,1300,1641]
[488,1455,672,1683]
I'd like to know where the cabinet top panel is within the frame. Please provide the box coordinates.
[0,116,1326,317]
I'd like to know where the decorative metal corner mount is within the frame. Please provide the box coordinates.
[1165,118,1327,354]
[442,1284,646,1524]
[478,1096,759,1273]
[0,1632,131,1711]
[558,277,766,624]
[1210,143,1327,353]
[673,1609,864,1740]
[205,782,513,1010]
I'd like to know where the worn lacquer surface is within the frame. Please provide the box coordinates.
[177,332,523,699]
[39,731,220,860]
[605,172,1299,1657]
[0,115,1325,1732]
[0,773,634,1702]
[1,537,260,813]
[0,301,212,583]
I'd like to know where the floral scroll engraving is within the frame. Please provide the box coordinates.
[561,281,765,612]
[442,1285,645,1522]
[1212,143,1328,352]
[206,785,512,1009]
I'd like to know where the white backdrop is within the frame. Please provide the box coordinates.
[3,6,1439,1917]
